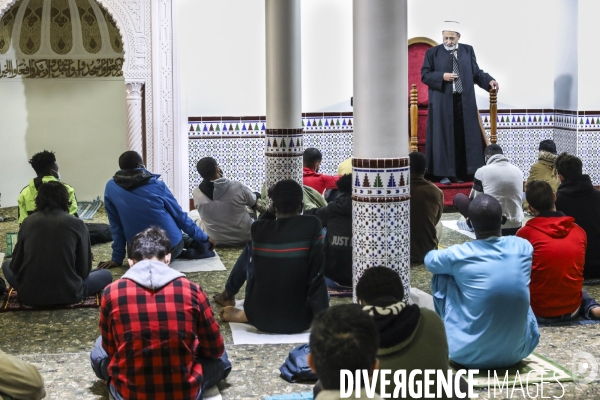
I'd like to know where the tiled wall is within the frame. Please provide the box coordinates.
[188,109,600,197]
[187,113,353,197]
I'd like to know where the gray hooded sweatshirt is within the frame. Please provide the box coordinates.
[471,154,524,229]
[122,259,184,289]
[192,177,257,246]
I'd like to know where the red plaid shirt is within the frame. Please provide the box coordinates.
[99,277,224,400]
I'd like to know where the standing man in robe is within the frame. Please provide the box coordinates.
[421,21,499,185]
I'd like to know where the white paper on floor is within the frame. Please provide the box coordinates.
[409,287,435,312]
[204,385,222,400]
[229,300,310,345]
[441,220,476,240]
[169,252,226,273]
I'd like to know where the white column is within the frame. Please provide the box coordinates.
[125,81,144,157]
[264,0,303,190]
[352,0,410,301]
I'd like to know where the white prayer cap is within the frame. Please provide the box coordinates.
[442,21,460,34]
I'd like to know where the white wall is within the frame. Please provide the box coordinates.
[178,0,353,116]
[179,0,587,115]
[578,0,600,110]
[554,0,578,110]
[408,0,558,110]
[0,79,127,207]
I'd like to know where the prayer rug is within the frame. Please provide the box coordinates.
[170,252,226,273]
[0,287,100,312]
[450,352,573,388]
[441,220,476,240]
[77,199,102,220]
[265,392,313,400]
[229,300,310,345]
[327,287,352,297]
[5,232,17,257]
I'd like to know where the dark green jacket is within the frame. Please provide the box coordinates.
[377,308,451,399]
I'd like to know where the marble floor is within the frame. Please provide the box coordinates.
[0,207,599,399]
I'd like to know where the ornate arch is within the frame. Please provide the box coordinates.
[0,0,186,204]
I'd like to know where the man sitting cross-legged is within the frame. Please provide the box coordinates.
[555,153,600,279]
[215,179,329,334]
[517,180,600,323]
[18,150,78,224]
[425,194,540,369]
[308,304,382,400]
[304,174,353,289]
[3,181,112,306]
[356,266,456,399]
[98,151,214,269]
[453,144,524,235]
[90,227,231,400]
[193,157,260,246]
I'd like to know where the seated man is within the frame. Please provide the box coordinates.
[91,227,230,400]
[18,150,78,224]
[409,152,444,262]
[308,304,382,400]
[99,151,214,269]
[524,139,560,210]
[3,181,112,306]
[0,349,46,400]
[356,266,455,399]
[425,194,539,369]
[453,144,524,235]
[555,153,600,279]
[518,180,600,322]
[304,174,352,288]
[215,180,329,334]
[193,157,259,246]
[303,148,340,195]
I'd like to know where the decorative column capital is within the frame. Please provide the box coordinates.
[125,81,144,100]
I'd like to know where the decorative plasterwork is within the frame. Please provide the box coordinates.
[0,0,183,202]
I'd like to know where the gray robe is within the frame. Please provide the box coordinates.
[421,43,494,177]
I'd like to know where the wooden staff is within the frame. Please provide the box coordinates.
[410,84,418,153]
[489,88,498,144]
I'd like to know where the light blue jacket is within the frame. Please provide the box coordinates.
[425,236,540,369]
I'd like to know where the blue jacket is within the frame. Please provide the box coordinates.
[425,236,540,369]
[104,169,208,264]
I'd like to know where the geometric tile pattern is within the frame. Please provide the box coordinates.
[265,155,303,192]
[351,157,410,302]
[188,109,600,198]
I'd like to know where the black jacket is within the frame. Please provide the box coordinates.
[9,210,92,305]
[304,194,352,287]
[556,175,600,279]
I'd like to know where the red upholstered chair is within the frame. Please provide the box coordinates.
[408,37,437,154]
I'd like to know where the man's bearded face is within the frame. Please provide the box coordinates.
[442,31,460,51]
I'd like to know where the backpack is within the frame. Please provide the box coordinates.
[279,343,318,383]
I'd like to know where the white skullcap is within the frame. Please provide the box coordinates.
[442,21,460,34]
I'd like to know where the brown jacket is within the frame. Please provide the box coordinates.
[410,175,444,262]
[524,151,560,210]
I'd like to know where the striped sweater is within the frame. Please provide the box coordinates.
[245,214,329,333]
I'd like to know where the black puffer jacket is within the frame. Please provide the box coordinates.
[304,193,352,287]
